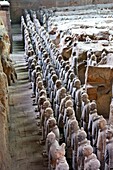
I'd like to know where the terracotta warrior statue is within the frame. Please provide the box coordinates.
[47,131,59,169]
[81,92,90,133]
[105,127,113,170]
[97,117,107,170]
[77,128,90,170]
[55,143,69,170]
[83,144,100,170]
[70,119,79,170]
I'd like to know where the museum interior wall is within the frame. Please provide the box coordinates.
[9,0,113,23]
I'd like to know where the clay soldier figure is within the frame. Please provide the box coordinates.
[71,51,78,76]
[89,53,97,66]
[43,58,51,84]
[55,143,69,170]
[55,55,63,76]
[92,115,103,154]
[48,117,60,142]
[63,99,73,136]
[58,95,72,136]
[59,95,72,117]
[61,61,70,82]
[70,119,79,170]
[71,78,79,110]
[31,65,42,98]
[81,92,90,133]
[30,62,36,92]
[38,88,47,100]
[65,107,76,168]
[88,100,97,143]
[109,100,113,126]
[41,52,49,73]
[55,87,66,120]
[28,50,35,82]
[63,64,70,88]
[100,49,107,59]
[35,80,44,105]
[59,87,67,103]
[73,79,82,124]
[36,72,42,86]
[54,80,62,118]
[67,72,75,94]
[50,74,58,107]
[97,55,107,65]
[37,95,47,118]
[41,100,51,142]
[97,117,107,170]
[54,79,62,101]
[105,127,113,170]
[83,144,100,170]
[59,61,67,80]
[97,49,107,65]
[77,128,90,170]
[65,107,76,143]
[47,132,59,170]
[44,107,54,139]
[47,70,56,97]
[87,49,93,64]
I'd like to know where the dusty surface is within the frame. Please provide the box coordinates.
[9,25,47,170]
[47,5,113,118]
[48,5,113,53]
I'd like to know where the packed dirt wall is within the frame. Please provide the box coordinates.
[0,18,12,170]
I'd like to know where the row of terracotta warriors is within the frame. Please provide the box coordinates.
[21,11,113,170]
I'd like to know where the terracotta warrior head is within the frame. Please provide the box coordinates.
[83,144,93,157]
[47,131,56,144]
[45,108,53,118]
[77,127,87,143]
[55,143,66,159]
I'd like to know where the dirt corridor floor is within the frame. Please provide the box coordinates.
[8,25,47,170]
